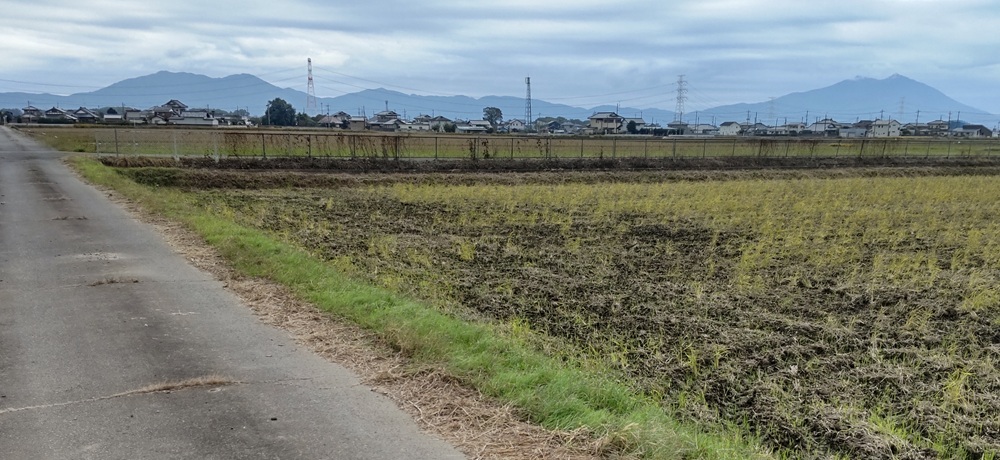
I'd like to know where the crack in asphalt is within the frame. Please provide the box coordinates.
[0,375,238,415]
[0,376,322,416]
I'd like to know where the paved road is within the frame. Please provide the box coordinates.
[0,126,464,459]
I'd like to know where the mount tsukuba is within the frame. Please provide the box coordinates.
[0,71,994,125]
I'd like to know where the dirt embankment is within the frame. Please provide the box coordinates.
[102,155,1000,190]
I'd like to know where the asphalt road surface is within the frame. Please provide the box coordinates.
[0,126,464,460]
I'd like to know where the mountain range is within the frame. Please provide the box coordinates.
[1,71,995,126]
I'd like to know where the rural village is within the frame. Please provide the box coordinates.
[6,98,997,139]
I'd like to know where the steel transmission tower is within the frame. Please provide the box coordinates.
[524,76,532,131]
[674,75,687,122]
[306,58,317,112]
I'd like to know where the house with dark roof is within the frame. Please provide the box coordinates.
[165,100,188,111]
[955,124,993,138]
[718,121,742,136]
[102,107,123,123]
[45,107,77,122]
[623,117,647,133]
[21,106,43,122]
[926,120,949,136]
[72,107,101,123]
[588,112,624,134]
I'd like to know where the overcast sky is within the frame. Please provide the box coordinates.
[2,0,999,114]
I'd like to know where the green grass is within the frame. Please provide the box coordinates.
[69,155,770,459]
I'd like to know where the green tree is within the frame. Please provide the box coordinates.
[627,120,638,134]
[296,112,317,127]
[263,98,296,126]
[483,107,503,130]
[443,122,457,133]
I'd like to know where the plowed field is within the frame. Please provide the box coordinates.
[133,167,1000,458]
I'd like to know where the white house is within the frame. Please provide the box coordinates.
[689,123,719,135]
[869,119,901,137]
[807,118,841,136]
[102,108,123,123]
[839,127,868,138]
[399,121,431,132]
[718,121,742,136]
[172,110,219,127]
[505,119,526,132]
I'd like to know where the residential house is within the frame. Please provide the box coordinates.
[902,123,930,136]
[562,121,584,134]
[869,119,901,137]
[838,126,868,138]
[504,119,526,133]
[44,107,77,122]
[399,121,431,132]
[151,105,179,121]
[955,124,993,138]
[124,108,147,124]
[318,111,355,129]
[346,115,367,131]
[666,121,691,135]
[456,120,491,134]
[774,122,806,136]
[622,118,647,133]
[102,107,123,123]
[72,107,101,123]
[689,123,719,135]
[164,99,188,112]
[588,112,624,134]
[370,118,401,132]
[926,120,950,136]
[21,105,43,122]
[368,110,401,131]
[373,110,400,123]
[806,118,841,137]
[850,120,874,137]
[173,110,219,127]
[718,121,742,136]
[427,116,452,131]
[745,122,772,136]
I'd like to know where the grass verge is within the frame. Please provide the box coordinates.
[69,155,769,459]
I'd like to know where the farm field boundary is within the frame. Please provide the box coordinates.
[18,126,1000,160]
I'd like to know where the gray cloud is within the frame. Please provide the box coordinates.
[2,0,999,114]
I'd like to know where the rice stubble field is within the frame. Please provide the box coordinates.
[118,165,999,458]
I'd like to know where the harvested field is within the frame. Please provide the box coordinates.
[110,163,1000,458]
